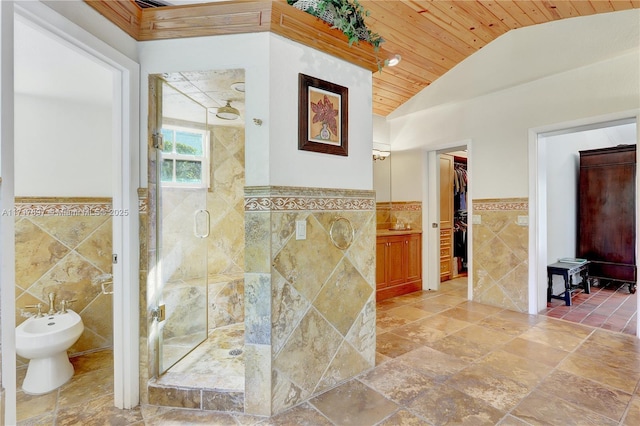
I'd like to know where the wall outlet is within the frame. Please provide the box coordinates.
[472,215,481,225]
[517,215,529,226]
[296,220,307,240]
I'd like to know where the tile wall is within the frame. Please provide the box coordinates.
[472,198,529,312]
[244,186,377,416]
[14,198,114,362]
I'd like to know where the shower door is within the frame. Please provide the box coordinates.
[154,77,210,374]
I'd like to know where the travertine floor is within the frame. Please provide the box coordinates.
[17,277,640,425]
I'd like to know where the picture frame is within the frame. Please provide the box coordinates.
[298,73,348,156]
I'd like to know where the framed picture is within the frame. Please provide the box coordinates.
[298,73,348,156]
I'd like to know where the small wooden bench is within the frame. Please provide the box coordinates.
[547,261,590,306]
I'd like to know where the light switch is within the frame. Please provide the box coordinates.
[517,215,529,226]
[472,215,481,225]
[296,220,307,240]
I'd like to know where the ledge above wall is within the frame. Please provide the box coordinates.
[84,0,382,72]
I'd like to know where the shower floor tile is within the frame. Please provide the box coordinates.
[156,323,244,391]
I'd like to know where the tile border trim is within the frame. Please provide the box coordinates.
[13,197,113,217]
[245,186,375,212]
[376,201,422,211]
[473,198,528,211]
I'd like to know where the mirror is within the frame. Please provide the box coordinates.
[373,143,391,228]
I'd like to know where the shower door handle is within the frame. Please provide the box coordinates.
[194,209,210,238]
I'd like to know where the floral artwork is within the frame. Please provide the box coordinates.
[309,90,340,144]
[298,73,348,156]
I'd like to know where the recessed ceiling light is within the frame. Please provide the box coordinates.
[386,54,402,67]
[230,82,245,93]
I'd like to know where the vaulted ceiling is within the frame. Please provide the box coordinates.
[88,0,640,116]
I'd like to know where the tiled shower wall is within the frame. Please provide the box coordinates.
[472,198,529,312]
[141,125,245,402]
[244,186,377,416]
[157,126,246,337]
[14,198,114,361]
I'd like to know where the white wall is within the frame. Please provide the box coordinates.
[139,32,373,191]
[373,157,390,202]
[388,10,640,200]
[390,149,423,202]
[37,0,138,62]
[14,94,112,196]
[269,35,373,190]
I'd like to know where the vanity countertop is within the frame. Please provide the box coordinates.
[376,229,422,237]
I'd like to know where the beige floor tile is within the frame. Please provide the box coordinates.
[497,414,533,425]
[445,364,531,411]
[558,351,640,393]
[397,346,469,382]
[416,312,472,334]
[518,326,585,353]
[449,324,514,347]
[144,408,239,425]
[390,318,447,345]
[377,409,429,425]
[385,304,432,322]
[477,315,535,336]
[407,382,505,425]
[439,306,492,323]
[376,331,423,358]
[16,390,57,422]
[376,310,414,332]
[55,394,144,426]
[623,395,640,425]
[474,350,550,388]
[538,370,632,422]
[56,367,114,409]
[261,402,332,425]
[359,359,436,404]
[309,380,398,425]
[501,337,569,367]
[535,317,594,339]
[408,298,454,314]
[512,390,618,425]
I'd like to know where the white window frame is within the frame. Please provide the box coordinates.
[160,125,210,188]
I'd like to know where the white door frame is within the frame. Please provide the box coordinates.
[528,110,639,338]
[424,139,473,299]
[2,4,140,423]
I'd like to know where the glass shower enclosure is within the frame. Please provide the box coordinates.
[153,77,210,374]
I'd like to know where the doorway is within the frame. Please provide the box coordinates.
[531,115,639,337]
[3,3,140,424]
[426,143,472,299]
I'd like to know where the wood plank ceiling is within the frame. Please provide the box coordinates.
[97,0,640,116]
[364,0,640,116]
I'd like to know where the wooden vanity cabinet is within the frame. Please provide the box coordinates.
[376,232,422,301]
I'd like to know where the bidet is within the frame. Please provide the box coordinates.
[16,309,84,394]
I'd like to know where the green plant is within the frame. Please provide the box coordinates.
[288,0,384,49]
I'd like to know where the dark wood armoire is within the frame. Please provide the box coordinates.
[577,144,636,293]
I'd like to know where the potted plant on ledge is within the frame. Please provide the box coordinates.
[288,0,384,50]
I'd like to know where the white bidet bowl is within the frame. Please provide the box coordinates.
[16,310,84,394]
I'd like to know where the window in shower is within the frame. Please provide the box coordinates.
[160,125,209,187]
